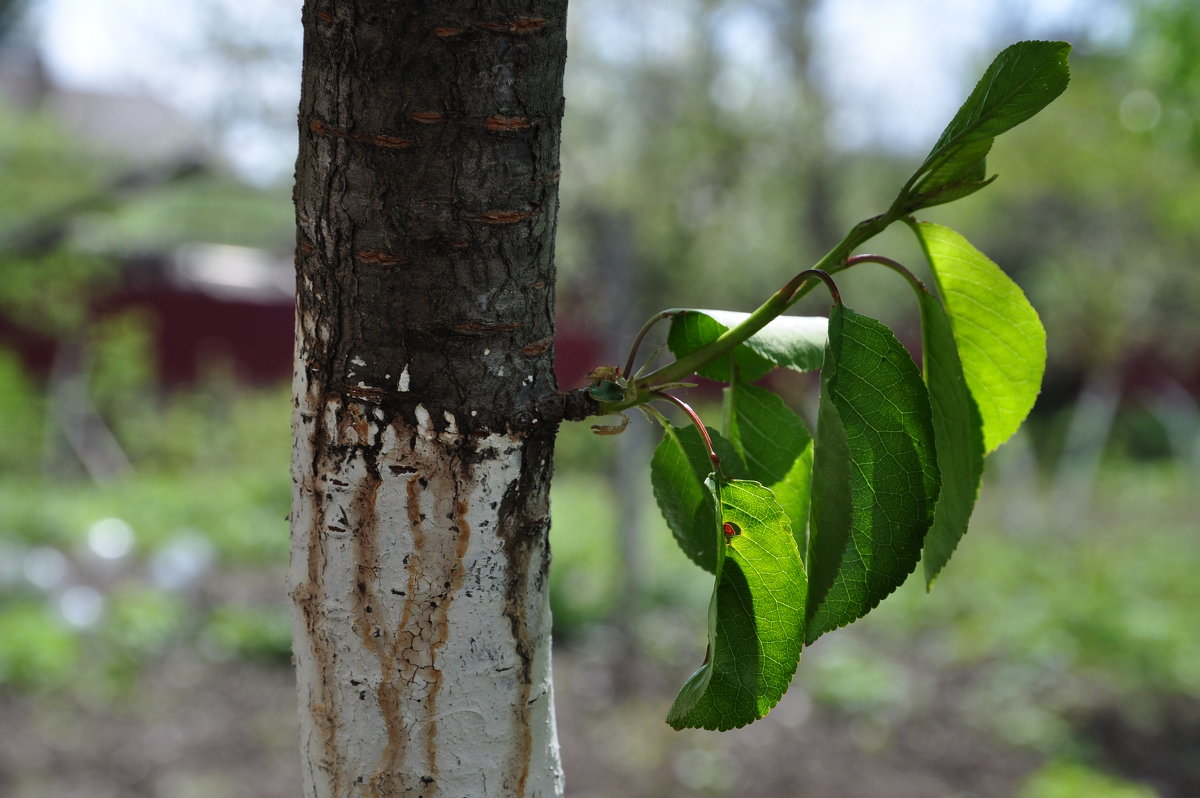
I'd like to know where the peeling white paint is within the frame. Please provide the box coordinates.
[414,403,433,438]
[443,411,458,435]
[398,365,410,392]
[351,356,366,367]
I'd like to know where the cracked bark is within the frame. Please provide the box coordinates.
[289,2,575,795]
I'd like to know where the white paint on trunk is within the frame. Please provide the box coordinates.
[290,359,564,796]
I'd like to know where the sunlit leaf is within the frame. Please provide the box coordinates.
[667,309,827,382]
[667,478,806,731]
[927,40,1071,158]
[912,222,1046,453]
[725,381,814,559]
[904,40,1070,212]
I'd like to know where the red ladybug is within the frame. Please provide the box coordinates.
[723,522,741,539]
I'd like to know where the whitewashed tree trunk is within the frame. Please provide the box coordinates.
[289,2,585,794]
[289,378,563,796]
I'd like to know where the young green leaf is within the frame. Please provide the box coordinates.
[915,137,992,195]
[929,40,1071,156]
[667,478,806,731]
[912,221,1046,453]
[650,423,745,573]
[725,381,814,558]
[805,306,940,643]
[667,309,827,382]
[904,40,1070,211]
[911,137,997,209]
[916,290,986,587]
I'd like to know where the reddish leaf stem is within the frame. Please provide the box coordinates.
[653,390,721,473]
[624,310,682,379]
[843,254,927,292]
[787,269,843,306]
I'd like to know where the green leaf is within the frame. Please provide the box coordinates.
[667,309,827,382]
[911,137,997,208]
[725,381,814,559]
[650,423,745,573]
[805,360,853,621]
[667,478,806,731]
[910,175,997,210]
[916,290,986,587]
[927,40,1071,158]
[805,306,940,643]
[916,137,993,193]
[912,222,1046,453]
[905,41,1070,211]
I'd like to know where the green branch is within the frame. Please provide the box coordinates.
[600,214,892,413]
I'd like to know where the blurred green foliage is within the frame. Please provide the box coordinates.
[0,601,81,687]
[1021,759,1158,798]
[0,357,291,693]
[0,349,42,470]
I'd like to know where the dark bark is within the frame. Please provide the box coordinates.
[295,0,576,434]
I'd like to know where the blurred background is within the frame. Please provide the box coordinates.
[1,0,1197,796]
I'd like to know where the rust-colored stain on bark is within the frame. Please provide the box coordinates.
[369,476,426,786]
[521,338,552,356]
[424,498,472,773]
[351,476,384,659]
[370,458,473,790]
[496,433,556,796]
[434,25,464,37]
[481,17,547,33]
[355,248,408,266]
[485,115,531,131]
[344,403,371,444]
[476,209,538,224]
[507,573,535,797]
[294,390,341,796]
[409,111,446,124]
[315,11,334,23]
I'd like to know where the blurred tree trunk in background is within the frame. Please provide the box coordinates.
[289,2,575,795]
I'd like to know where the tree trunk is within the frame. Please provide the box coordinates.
[289,2,580,795]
